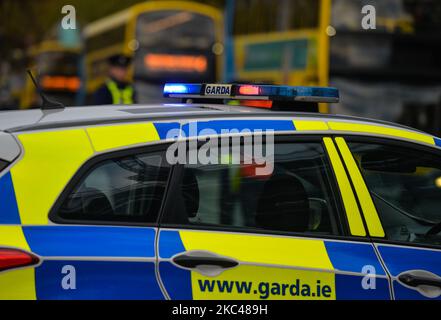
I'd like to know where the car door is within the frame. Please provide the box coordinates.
[157,135,390,300]
[337,136,441,300]
[27,145,171,299]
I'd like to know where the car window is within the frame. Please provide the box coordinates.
[348,141,441,246]
[0,160,8,172]
[163,140,343,236]
[56,150,170,223]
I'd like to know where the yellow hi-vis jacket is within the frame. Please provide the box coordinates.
[106,80,134,105]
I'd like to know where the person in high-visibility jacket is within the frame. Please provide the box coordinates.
[93,54,137,105]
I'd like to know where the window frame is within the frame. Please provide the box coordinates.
[49,142,174,227]
[342,134,441,250]
[158,134,353,241]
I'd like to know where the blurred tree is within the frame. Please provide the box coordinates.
[233,0,318,35]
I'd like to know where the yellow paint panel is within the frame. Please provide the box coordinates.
[323,138,366,236]
[180,231,334,270]
[11,130,94,225]
[335,138,385,238]
[328,122,435,145]
[0,269,36,300]
[87,123,160,152]
[192,265,335,300]
[0,226,30,251]
[294,120,329,131]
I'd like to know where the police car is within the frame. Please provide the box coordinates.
[1,83,441,300]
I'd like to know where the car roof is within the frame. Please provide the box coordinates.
[1,104,267,132]
[0,103,429,136]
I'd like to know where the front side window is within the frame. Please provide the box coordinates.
[348,141,441,246]
[163,140,343,236]
[56,150,170,223]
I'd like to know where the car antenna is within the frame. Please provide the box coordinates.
[27,70,65,110]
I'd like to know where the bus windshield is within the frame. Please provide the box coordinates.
[136,11,215,49]
[133,10,217,84]
[36,51,80,76]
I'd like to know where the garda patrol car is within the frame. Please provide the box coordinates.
[1,83,441,300]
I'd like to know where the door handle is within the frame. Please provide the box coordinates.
[399,273,441,288]
[398,270,441,298]
[172,251,239,277]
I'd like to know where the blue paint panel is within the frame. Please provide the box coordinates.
[377,245,441,276]
[435,137,441,147]
[159,261,192,300]
[181,120,296,137]
[158,231,192,299]
[378,245,441,300]
[154,122,181,140]
[325,241,385,275]
[159,230,186,258]
[335,274,390,300]
[0,172,21,224]
[393,281,440,300]
[23,226,156,257]
[35,260,164,300]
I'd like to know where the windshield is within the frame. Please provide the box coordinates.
[133,10,217,85]
[36,51,80,76]
[136,10,215,50]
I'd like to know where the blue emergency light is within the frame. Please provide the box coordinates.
[163,83,339,103]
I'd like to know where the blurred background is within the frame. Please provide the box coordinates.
[1,0,441,135]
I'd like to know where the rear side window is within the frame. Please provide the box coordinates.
[54,150,171,224]
[162,140,343,236]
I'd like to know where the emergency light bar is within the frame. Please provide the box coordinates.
[163,83,339,103]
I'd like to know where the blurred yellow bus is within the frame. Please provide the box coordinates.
[21,41,84,109]
[83,1,224,103]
